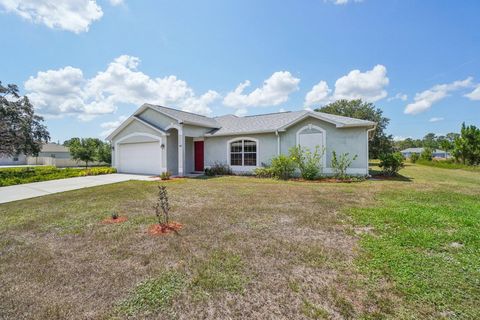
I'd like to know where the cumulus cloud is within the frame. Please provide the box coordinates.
[304,65,389,107]
[304,81,331,107]
[465,85,480,100]
[223,71,300,113]
[326,0,363,5]
[387,93,408,102]
[0,0,103,33]
[25,55,220,120]
[100,115,128,138]
[404,78,473,115]
[429,117,444,122]
[109,0,123,6]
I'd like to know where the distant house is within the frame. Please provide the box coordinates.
[0,143,77,167]
[27,143,75,166]
[400,147,450,159]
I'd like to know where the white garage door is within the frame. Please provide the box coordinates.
[118,142,162,175]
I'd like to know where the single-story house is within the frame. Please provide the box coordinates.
[107,104,376,176]
[400,147,450,159]
[1,143,82,167]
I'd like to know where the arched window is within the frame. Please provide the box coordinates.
[229,139,257,166]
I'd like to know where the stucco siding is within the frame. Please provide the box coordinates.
[185,137,194,173]
[280,117,368,173]
[204,133,278,171]
[183,124,212,137]
[137,108,177,130]
[166,130,179,175]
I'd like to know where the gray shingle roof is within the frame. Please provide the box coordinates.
[142,104,375,136]
[401,148,447,154]
[41,143,70,153]
[208,110,375,136]
[145,104,220,128]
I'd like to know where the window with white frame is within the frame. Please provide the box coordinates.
[230,139,257,166]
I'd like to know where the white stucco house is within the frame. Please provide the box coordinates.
[106,104,376,176]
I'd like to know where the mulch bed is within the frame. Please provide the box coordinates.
[101,216,128,224]
[148,222,183,235]
[290,178,357,183]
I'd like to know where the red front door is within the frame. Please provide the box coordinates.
[194,141,204,172]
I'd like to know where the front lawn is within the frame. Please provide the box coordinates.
[0,166,116,186]
[0,164,479,319]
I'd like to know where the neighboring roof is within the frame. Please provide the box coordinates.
[208,110,375,136]
[143,104,220,128]
[41,143,69,153]
[401,148,447,153]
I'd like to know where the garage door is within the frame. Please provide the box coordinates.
[118,142,162,175]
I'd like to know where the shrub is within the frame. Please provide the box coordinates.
[160,171,172,180]
[270,155,296,180]
[289,145,324,180]
[410,152,420,163]
[420,148,433,161]
[378,152,405,176]
[204,162,232,176]
[253,166,274,178]
[331,151,358,179]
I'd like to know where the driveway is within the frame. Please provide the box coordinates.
[0,174,157,204]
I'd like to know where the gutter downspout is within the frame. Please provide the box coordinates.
[275,131,280,155]
[366,125,376,176]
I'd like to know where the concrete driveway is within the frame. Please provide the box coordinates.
[0,173,157,204]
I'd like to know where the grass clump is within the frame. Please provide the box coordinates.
[192,250,247,294]
[301,299,329,319]
[117,271,185,316]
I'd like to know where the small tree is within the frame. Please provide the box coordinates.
[331,151,358,179]
[410,152,419,163]
[97,142,112,164]
[378,152,405,176]
[69,138,101,168]
[420,148,433,161]
[289,145,324,180]
[453,123,480,165]
[153,185,170,225]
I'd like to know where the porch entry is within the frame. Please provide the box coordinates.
[194,141,204,172]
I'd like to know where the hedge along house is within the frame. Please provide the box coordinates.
[106,104,376,176]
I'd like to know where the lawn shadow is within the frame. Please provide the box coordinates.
[369,169,413,182]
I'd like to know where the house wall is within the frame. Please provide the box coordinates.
[205,117,369,175]
[166,129,178,175]
[279,117,368,174]
[0,154,27,165]
[185,137,194,173]
[204,133,278,172]
[137,108,177,129]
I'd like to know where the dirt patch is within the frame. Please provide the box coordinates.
[148,222,183,235]
[101,216,128,224]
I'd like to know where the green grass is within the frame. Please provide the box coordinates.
[117,271,185,316]
[191,250,248,294]
[0,166,116,186]
[0,163,479,319]
[415,159,480,171]
[350,168,480,318]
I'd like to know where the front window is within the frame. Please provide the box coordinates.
[230,139,257,166]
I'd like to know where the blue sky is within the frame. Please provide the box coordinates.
[1,0,479,142]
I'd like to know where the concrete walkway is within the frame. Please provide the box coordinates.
[0,174,157,204]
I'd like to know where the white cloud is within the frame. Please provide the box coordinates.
[429,117,444,122]
[0,0,103,33]
[465,85,480,100]
[109,0,123,6]
[25,55,219,120]
[100,115,128,138]
[387,93,408,102]
[404,78,473,115]
[333,65,389,102]
[304,81,331,107]
[223,71,300,111]
[326,0,363,5]
[304,65,389,107]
